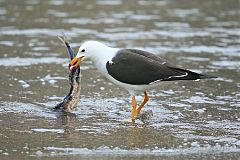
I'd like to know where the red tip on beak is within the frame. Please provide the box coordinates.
[69,57,81,71]
[69,55,85,71]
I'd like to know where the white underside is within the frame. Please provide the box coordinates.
[105,73,160,96]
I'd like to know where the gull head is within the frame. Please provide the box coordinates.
[69,41,109,70]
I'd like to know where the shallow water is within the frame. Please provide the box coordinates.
[0,0,240,159]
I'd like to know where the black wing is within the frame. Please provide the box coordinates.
[106,49,214,85]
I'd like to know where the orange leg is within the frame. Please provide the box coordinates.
[131,96,137,122]
[136,91,149,116]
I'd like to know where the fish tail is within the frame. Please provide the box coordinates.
[57,33,76,59]
[57,33,70,47]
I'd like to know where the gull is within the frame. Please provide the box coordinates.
[69,41,215,122]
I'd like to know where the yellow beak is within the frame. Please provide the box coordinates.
[68,56,85,70]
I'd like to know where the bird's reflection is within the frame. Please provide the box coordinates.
[129,124,138,148]
[128,110,154,148]
[55,110,78,137]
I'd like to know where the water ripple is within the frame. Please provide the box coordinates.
[0,57,67,67]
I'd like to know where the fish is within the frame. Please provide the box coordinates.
[54,34,81,112]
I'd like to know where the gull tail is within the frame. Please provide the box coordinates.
[198,74,217,79]
[162,67,217,81]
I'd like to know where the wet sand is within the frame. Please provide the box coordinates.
[0,0,240,159]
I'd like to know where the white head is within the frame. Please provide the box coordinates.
[76,41,110,59]
[69,41,116,70]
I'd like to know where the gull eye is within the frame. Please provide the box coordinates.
[82,49,85,52]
